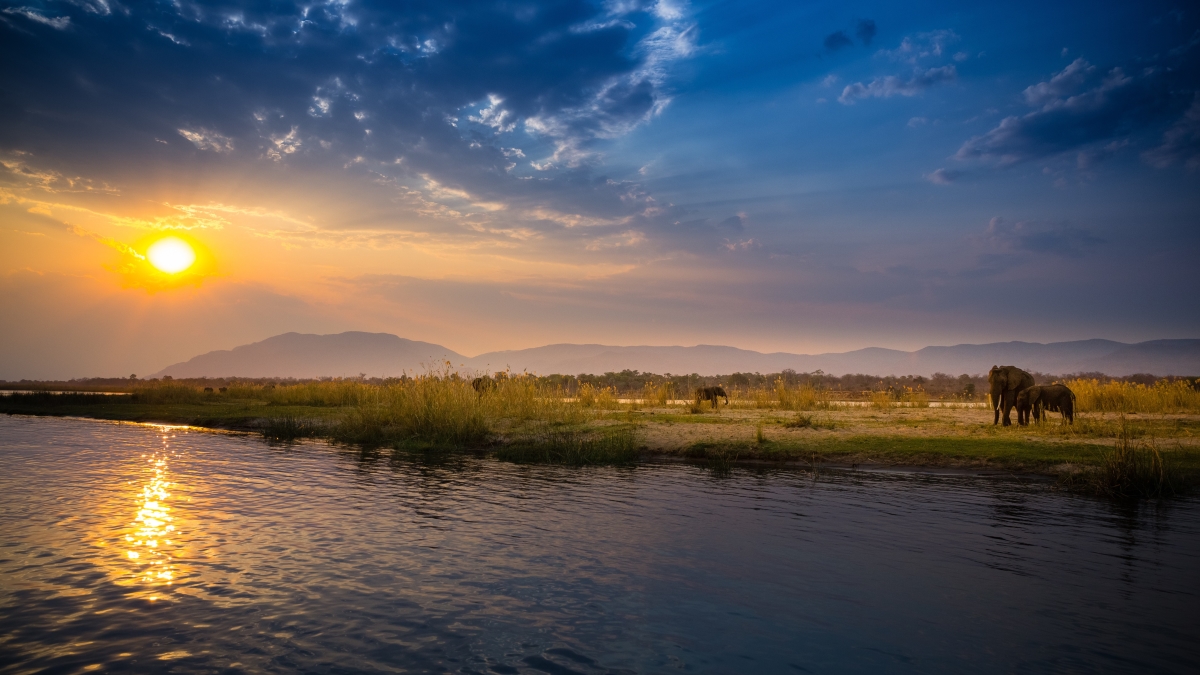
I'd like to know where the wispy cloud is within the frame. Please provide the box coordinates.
[839,65,956,104]
[2,7,70,29]
[178,128,234,153]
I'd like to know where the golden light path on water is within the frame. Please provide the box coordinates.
[112,427,187,601]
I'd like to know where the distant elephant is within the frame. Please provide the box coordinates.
[988,365,1035,426]
[472,377,496,393]
[1016,384,1076,424]
[695,386,729,409]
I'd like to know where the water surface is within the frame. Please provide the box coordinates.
[1,416,1197,673]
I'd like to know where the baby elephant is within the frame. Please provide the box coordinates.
[695,386,729,408]
[1015,384,1076,425]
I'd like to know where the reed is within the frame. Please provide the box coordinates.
[262,416,323,441]
[1074,421,1185,499]
[901,388,930,408]
[131,383,211,404]
[870,391,893,409]
[576,383,619,409]
[642,381,674,407]
[1067,378,1200,414]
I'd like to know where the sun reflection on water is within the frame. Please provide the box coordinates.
[114,428,186,598]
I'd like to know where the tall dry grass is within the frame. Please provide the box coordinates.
[642,381,675,406]
[733,380,830,411]
[1067,378,1200,414]
[1060,419,1185,499]
[870,390,893,410]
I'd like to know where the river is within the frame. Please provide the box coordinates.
[1,416,1197,673]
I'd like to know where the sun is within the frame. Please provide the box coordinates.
[146,237,196,274]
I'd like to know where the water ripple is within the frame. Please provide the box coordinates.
[1,415,1198,673]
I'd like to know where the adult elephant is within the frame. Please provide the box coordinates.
[1016,384,1076,424]
[695,386,729,409]
[988,365,1035,426]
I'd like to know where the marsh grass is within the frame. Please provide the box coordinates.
[737,381,831,411]
[496,427,639,465]
[870,391,893,410]
[1068,378,1200,414]
[576,383,619,410]
[684,442,740,473]
[262,416,323,441]
[901,388,931,408]
[642,381,674,407]
[1062,420,1186,499]
[131,384,212,404]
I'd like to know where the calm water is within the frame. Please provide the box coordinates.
[1,417,1198,674]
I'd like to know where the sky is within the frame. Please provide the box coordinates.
[1,0,1198,379]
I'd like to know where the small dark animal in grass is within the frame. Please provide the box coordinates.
[988,365,1035,426]
[203,387,213,393]
[472,377,496,393]
[695,386,729,408]
[1016,384,1076,424]
[218,387,228,393]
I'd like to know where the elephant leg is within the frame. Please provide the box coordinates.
[1001,392,1014,426]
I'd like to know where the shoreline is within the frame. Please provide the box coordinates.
[6,403,1197,481]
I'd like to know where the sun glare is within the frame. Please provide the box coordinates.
[146,237,196,274]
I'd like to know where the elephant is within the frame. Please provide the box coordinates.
[695,386,729,408]
[472,377,496,393]
[987,365,1035,426]
[1015,384,1076,424]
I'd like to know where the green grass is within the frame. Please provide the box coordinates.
[496,427,639,465]
[671,434,1200,474]
[5,388,1198,493]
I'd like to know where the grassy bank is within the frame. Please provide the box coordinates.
[4,378,1198,494]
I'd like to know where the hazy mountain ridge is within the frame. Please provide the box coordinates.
[152,332,1200,378]
[155,332,466,379]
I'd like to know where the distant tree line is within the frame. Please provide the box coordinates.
[4,370,1197,400]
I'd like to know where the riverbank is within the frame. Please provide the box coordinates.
[5,393,1198,480]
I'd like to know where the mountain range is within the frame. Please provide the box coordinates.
[152,332,1200,378]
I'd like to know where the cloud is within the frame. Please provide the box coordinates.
[720,213,747,230]
[0,0,697,233]
[2,7,70,29]
[879,30,959,64]
[983,216,1103,258]
[824,19,876,52]
[925,168,960,185]
[824,30,852,52]
[838,65,956,104]
[1142,94,1200,169]
[956,45,1200,165]
[177,128,233,153]
[1022,57,1095,106]
[856,20,877,45]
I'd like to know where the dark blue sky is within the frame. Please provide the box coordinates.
[1,0,1198,376]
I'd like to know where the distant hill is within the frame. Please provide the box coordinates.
[152,332,1200,378]
[468,339,1200,377]
[153,332,465,378]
